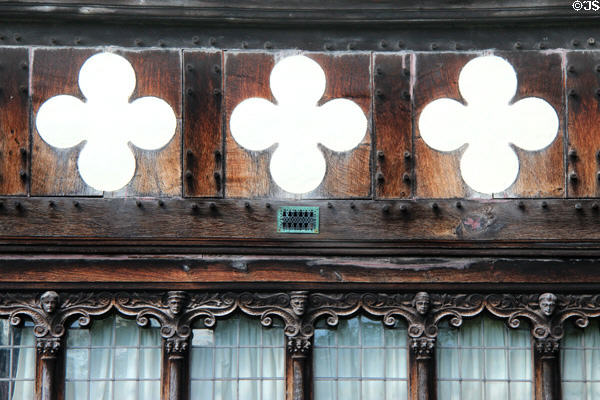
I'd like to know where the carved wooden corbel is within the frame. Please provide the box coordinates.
[0,291,113,400]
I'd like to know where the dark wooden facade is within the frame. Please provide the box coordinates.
[0,1,600,400]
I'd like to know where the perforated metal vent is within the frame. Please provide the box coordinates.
[277,206,319,234]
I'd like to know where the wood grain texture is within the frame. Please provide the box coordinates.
[0,48,29,196]
[373,53,412,199]
[2,255,600,287]
[414,52,483,199]
[32,48,182,197]
[225,52,274,198]
[31,48,99,196]
[566,51,600,198]
[414,52,564,199]
[183,50,223,197]
[225,52,371,199]
[495,51,564,198]
[110,49,182,197]
[1,198,600,246]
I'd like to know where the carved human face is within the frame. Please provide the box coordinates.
[539,293,557,317]
[290,295,307,316]
[167,292,187,315]
[40,291,59,314]
[414,292,430,315]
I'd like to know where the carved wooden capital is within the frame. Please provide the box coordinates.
[411,337,435,359]
[165,337,189,356]
[535,338,560,357]
[287,337,311,356]
[36,337,61,358]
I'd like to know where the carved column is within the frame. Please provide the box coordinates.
[115,291,238,400]
[410,337,435,400]
[534,339,560,400]
[287,337,311,400]
[164,337,189,400]
[36,337,61,400]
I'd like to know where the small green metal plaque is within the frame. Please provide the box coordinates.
[277,206,319,234]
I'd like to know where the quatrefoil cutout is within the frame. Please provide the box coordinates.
[36,52,177,192]
[230,55,367,194]
[418,55,559,194]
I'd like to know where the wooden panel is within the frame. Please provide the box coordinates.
[373,53,412,198]
[0,48,29,196]
[225,52,274,198]
[111,49,182,197]
[414,52,482,199]
[566,51,600,197]
[414,52,564,199]
[225,52,371,199]
[31,48,182,196]
[183,50,223,197]
[495,51,564,198]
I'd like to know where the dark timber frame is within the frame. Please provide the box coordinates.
[0,1,599,400]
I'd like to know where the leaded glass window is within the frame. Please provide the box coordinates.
[437,315,532,400]
[0,319,34,400]
[65,315,161,400]
[561,319,600,399]
[313,315,409,400]
[190,315,285,400]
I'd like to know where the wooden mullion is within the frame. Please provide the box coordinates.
[35,337,64,400]
[161,339,190,400]
[533,345,561,400]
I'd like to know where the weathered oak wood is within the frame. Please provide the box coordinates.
[225,52,371,199]
[0,0,591,27]
[32,48,181,197]
[3,198,600,247]
[373,53,412,199]
[31,48,99,196]
[566,51,600,198]
[2,255,600,288]
[110,49,182,197]
[414,52,481,199]
[495,51,564,199]
[0,48,29,196]
[183,50,223,197]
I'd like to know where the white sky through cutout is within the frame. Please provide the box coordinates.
[418,55,558,194]
[230,54,367,194]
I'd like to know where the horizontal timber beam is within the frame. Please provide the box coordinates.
[0,198,600,256]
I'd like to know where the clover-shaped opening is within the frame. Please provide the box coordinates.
[36,52,176,192]
[230,55,367,194]
[418,55,558,194]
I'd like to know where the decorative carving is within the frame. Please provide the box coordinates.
[37,337,61,357]
[237,291,311,356]
[411,337,436,359]
[115,291,238,354]
[0,291,113,348]
[361,292,485,358]
[486,293,600,355]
